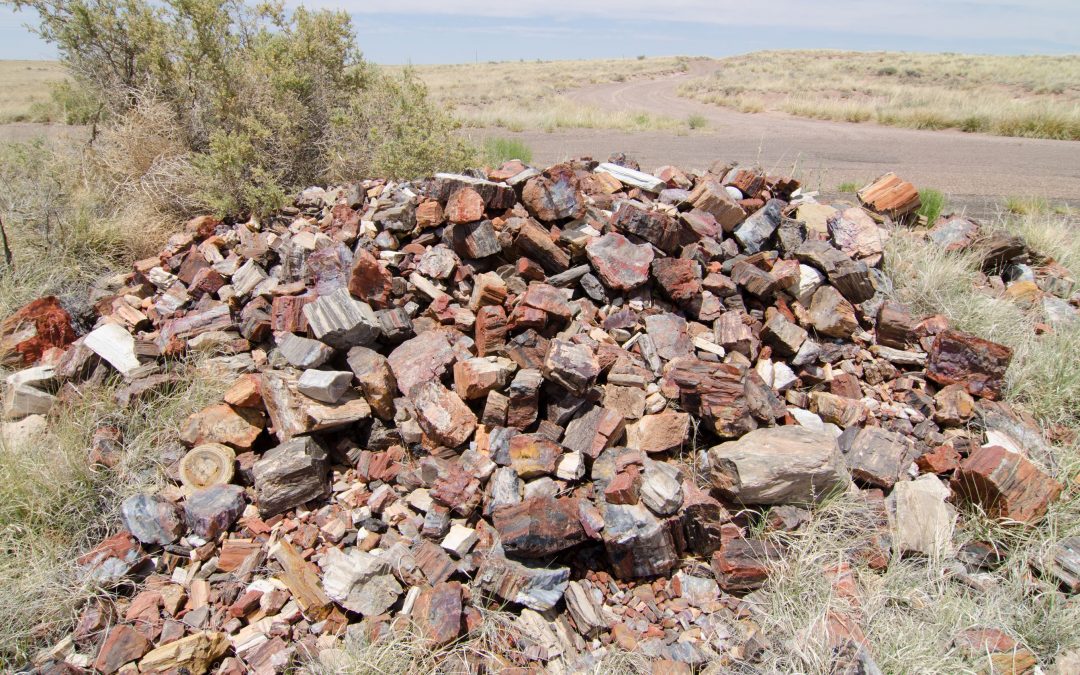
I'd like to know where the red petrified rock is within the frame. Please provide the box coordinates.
[651,258,702,304]
[926,330,1013,400]
[348,247,394,309]
[411,581,463,646]
[952,445,1062,524]
[585,233,654,292]
[410,380,477,448]
[179,403,264,449]
[710,535,776,592]
[916,444,961,475]
[492,497,587,558]
[445,187,485,224]
[0,296,76,366]
[93,624,151,674]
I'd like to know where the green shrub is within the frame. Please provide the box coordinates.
[686,113,707,130]
[9,0,476,217]
[837,181,861,193]
[482,137,533,165]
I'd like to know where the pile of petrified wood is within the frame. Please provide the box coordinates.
[4,160,1076,674]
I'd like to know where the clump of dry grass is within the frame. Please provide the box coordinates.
[678,51,1080,140]
[0,358,228,662]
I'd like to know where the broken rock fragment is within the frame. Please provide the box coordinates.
[926,330,1012,400]
[707,426,849,505]
[585,232,653,292]
[952,445,1062,524]
[493,497,587,558]
[474,553,570,611]
[320,547,402,616]
[252,436,330,517]
[542,338,599,395]
[410,380,477,448]
[183,484,246,539]
[302,287,380,349]
[121,493,185,545]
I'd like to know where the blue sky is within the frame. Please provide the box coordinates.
[2,1,1077,63]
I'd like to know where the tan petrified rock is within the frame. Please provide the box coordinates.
[707,426,850,505]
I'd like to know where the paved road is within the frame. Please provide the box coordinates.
[466,61,1080,218]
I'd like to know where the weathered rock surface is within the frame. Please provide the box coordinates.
[707,426,850,504]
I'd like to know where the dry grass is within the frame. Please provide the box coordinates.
[0,60,67,123]
[396,57,693,131]
[678,51,1080,140]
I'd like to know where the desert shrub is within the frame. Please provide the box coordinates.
[8,0,475,217]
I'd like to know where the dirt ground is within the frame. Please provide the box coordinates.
[467,61,1080,219]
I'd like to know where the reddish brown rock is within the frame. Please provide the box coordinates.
[662,358,752,438]
[927,330,1013,400]
[604,467,642,505]
[625,412,690,454]
[474,305,508,356]
[0,296,76,366]
[585,232,654,292]
[387,329,457,398]
[563,405,625,459]
[410,380,477,448]
[347,345,397,420]
[508,434,563,479]
[348,247,394,309]
[521,172,582,222]
[542,338,599,395]
[270,294,314,333]
[445,187,485,224]
[411,581,463,646]
[514,220,570,274]
[610,201,685,253]
[952,445,1062,524]
[876,300,916,349]
[710,535,775,592]
[916,444,961,474]
[93,624,151,674]
[492,497,587,557]
[810,285,859,338]
[179,403,263,449]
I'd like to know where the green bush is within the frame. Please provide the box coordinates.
[8,0,476,217]
[686,113,707,130]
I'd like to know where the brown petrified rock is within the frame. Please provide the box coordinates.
[926,330,1012,400]
[952,445,1062,524]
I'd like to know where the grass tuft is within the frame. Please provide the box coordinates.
[917,188,946,224]
[686,113,708,130]
[837,181,861,194]
[482,137,533,165]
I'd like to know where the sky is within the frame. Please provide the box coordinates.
[1,0,1077,63]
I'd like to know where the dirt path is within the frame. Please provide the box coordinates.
[468,61,1080,217]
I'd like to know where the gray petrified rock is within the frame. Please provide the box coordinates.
[184,484,247,539]
[706,426,850,505]
[252,436,329,517]
[121,493,186,545]
[319,547,402,616]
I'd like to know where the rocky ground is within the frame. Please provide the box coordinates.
[3,156,1078,674]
